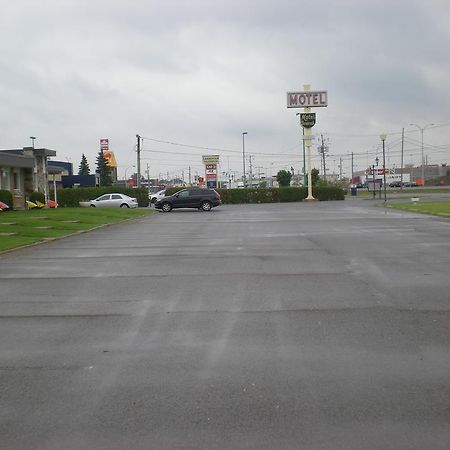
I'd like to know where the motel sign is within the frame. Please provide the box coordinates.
[287,91,328,108]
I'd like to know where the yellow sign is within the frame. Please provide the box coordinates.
[103,150,117,168]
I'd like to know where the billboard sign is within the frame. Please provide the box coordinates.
[103,150,117,168]
[287,91,328,108]
[202,155,220,164]
[205,163,217,188]
[100,138,109,151]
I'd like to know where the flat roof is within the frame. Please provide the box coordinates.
[0,151,35,168]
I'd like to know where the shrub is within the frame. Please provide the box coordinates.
[29,191,46,204]
[57,187,149,207]
[155,186,343,204]
[0,189,13,209]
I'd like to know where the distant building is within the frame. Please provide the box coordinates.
[0,147,56,209]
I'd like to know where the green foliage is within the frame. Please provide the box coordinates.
[311,168,320,186]
[313,186,345,201]
[218,187,343,203]
[0,190,13,208]
[0,208,155,252]
[96,151,112,186]
[277,170,292,187]
[57,187,150,207]
[388,201,450,217]
[29,191,46,203]
[159,186,343,203]
[78,153,90,175]
[165,187,184,196]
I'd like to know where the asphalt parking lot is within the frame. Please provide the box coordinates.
[1,201,449,449]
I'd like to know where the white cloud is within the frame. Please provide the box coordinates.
[0,0,449,178]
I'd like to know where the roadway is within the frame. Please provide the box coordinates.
[0,202,449,449]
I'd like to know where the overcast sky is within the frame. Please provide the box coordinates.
[1,0,449,180]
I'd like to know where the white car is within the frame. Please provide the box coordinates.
[89,193,138,208]
[149,189,166,204]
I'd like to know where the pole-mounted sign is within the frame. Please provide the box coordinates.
[300,113,316,129]
[287,91,327,108]
[286,85,328,201]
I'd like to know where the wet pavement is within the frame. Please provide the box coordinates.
[1,201,449,449]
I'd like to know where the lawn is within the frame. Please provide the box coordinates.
[386,201,450,217]
[349,187,450,198]
[0,207,155,252]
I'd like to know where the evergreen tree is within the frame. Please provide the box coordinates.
[78,154,90,176]
[276,169,292,187]
[311,168,320,186]
[96,151,112,186]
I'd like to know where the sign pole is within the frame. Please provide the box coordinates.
[287,85,326,201]
[303,84,315,200]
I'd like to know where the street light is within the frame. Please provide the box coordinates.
[409,123,434,186]
[124,165,135,182]
[242,132,248,188]
[30,136,36,148]
[380,133,387,203]
[372,157,379,199]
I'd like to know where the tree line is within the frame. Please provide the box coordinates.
[77,151,112,186]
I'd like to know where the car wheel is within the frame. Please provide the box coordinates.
[161,202,172,212]
[200,200,212,211]
[90,205,96,207]
[120,204,130,208]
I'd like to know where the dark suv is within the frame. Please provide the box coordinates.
[154,188,221,212]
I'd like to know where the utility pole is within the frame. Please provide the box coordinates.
[249,155,253,188]
[319,134,327,182]
[351,152,354,183]
[136,134,141,188]
[242,132,248,187]
[146,163,150,190]
[339,157,343,180]
[189,166,192,185]
[400,128,404,189]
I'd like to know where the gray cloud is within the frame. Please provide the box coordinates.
[1,0,449,177]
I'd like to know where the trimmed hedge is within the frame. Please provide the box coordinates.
[29,191,46,204]
[165,186,344,203]
[57,187,150,207]
[0,190,13,209]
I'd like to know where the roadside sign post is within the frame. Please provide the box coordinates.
[287,85,327,201]
[202,155,220,188]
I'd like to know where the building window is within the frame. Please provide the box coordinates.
[13,171,21,191]
[1,169,11,190]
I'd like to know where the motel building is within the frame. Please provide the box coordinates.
[0,146,56,209]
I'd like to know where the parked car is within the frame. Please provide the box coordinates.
[154,188,221,212]
[149,189,166,204]
[89,193,138,208]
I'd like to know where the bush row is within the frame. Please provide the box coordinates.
[30,191,46,204]
[0,190,13,208]
[166,186,344,203]
[57,187,149,207]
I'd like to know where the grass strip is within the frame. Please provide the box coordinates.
[386,201,450,217]
[0,208,155,252]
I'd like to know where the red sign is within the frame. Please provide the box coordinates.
[100,138,109,151]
